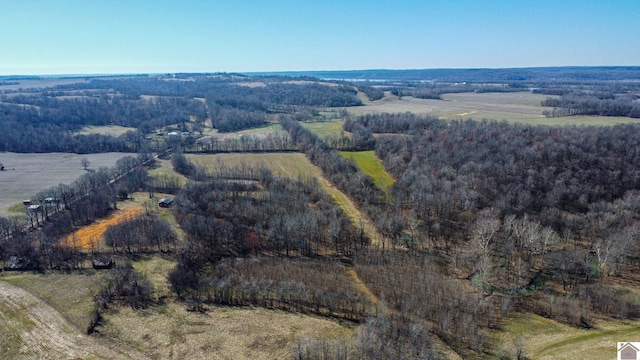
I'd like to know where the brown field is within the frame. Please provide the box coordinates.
[0,278,147,359]
[347,91,640,125]
[65,206,145,250]
[100,304,355,360]
[0,152,136,216]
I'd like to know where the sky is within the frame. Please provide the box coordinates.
[1,0,639,75]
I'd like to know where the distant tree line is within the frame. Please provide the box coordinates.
[542,92,640,118]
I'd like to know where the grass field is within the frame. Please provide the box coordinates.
[340,150,394,191]
[346,91,640,126]
[100,304,355,360]
[187,152,322,178]
[0,152,136,216]
[201,123,285,138]
[76,125,137,136]
[301,120,347,139]
[492,313,640,359]
[0,253,355,359]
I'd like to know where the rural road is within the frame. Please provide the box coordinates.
[0,279,149,360]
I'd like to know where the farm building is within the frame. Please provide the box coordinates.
[3,256,34,271]
[93,258,115,270]
[158,197,174,208]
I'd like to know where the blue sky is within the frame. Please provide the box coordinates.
[1,0,639,75]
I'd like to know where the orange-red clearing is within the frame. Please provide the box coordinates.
[64,206,144,250]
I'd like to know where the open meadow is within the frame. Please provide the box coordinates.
[0,253,355,360]
[339,150,395,192]
[0,152,136,216]
[186,152,322,178]
[301,120,346,139]
[348,91,640,125]
[76,125,137,137]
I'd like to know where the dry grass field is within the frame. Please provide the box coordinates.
[65,206,145,250]
[301,120,346,139]
[0,152,136,216]
[347,91,640,126]
[76,125,137,136]
[0,276,147,359]
[100,304,355,360]
[186,152,322,178]
[0,252,355,360]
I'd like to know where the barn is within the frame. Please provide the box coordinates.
[158,197,174,208]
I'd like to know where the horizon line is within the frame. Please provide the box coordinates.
[2,65,640,79]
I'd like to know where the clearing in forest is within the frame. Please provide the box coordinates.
[301,120,346,139]
[187,152,322,178]
[75,125,137,136]
[340,150,395,192]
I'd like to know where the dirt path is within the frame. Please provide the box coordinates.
[0,280,149,360]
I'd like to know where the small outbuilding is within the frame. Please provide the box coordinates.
[3,256,33,271]
[158,197,174,208]
[92,258,115,270]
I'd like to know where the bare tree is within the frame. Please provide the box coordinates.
[81,157,90,171]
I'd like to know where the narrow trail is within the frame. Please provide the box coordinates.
[313,170,385,248]
[345,267,380,308]
[0,280,149,360]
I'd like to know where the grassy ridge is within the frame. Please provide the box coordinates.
[339,150,395,192]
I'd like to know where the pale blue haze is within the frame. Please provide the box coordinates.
[1,0,638,75]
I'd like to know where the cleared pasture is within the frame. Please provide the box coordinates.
[493,313,640,359]
[346,91,640,125]
[186,152,322,178]
[0,152,136,216]
[76,125,137,136]
[0,276,145,359]
[100,304,354,360]
[301,120,346,139]
[340,150,394,191]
